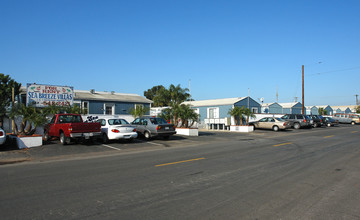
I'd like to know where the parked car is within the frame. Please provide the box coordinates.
[43,113,101,145]
[281,114,312,129]
[310,115,322,128]
[322,116,339,127]
[131,117,176,139]
[249,117,291,131]
[332,113,360,125]
[0,128,6,145]
[97,118,137,143]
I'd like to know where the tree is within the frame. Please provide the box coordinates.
[177,104,199,128]
[9,104,48,135]
[243,108,256,125]
[356,106,360,113]
[228,106,245,125]
[318,108,328,115]
[129,105,150,119]
[144,85,165,106]
[152,84,190,125]
[0,73,21,128]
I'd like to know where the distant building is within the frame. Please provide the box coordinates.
[183,97,261,128]
[261,102,283,114]
[315,105,333,115]
[279,102,302,114]
[306,106,318,115]
[331,106,352,114]
[74,90,152,120]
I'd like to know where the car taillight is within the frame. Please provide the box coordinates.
[320,120,322,123]
[303,119,306,123]
[111,129,120,133]
[0,131,3,136]
[283,123,287,126]
[133,128,136,132]
[156,126,161,130]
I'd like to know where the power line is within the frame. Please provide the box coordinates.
[308,66,360,76]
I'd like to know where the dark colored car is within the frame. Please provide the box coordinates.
[322,116,339,127]
[131,117,176,139]
[281,114,312,129]
[310,115,322,128]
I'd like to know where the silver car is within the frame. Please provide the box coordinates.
[131,117,176,140]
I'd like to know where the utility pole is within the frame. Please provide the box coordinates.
[302,65,305,114]
[189,79,191,106]
[11,87,16,134]
[276,86,279,103]
[355,94,358,106]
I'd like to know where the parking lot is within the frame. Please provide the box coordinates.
[1,123,358,165]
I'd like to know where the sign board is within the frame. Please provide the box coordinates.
[26,83,74,107]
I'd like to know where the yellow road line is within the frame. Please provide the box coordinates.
[155,157,205,167]
[351,131,358,133]
[273,142,292,147]
[324,135,334,138]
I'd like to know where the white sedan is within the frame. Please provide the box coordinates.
[0,128,6,145]
[97,118,138,143]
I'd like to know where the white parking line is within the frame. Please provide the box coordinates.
[102,144,122,151]
[147,142,163,146]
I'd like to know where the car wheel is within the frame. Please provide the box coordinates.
[293,123,300,129]
[60,132,70,145]
[351,121,355,125]
[144,131,151,140]
[272,125,279,132]
[102,133,109,144]
[43,130,50,143]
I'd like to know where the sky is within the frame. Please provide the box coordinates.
[1,0,360,106]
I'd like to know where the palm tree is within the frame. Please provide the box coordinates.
[228,106,245,125]
[243,108,256,125]
[129,105,150,119]
[177,104,199,128]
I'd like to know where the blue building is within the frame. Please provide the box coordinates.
[279,102,303,114]
[306,106,318,115]
[332,106,352,114]
[183,97,261,128]
[261,102,283,114]
[74,89,152,121]
[316,105,333,115]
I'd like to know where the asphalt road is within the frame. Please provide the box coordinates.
[1,125,360,219]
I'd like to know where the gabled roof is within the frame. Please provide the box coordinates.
[182,97,247,107]
[315,105,332,109]
[331,106,351,111]
[279,102,302,108]
[74,90,153,103]
[261,102,281,108]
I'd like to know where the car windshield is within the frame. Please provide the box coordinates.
[108,119,129,125]
[149,118,168,124]
[58,115,82,123]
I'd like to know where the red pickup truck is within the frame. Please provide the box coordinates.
[43,113,101,145]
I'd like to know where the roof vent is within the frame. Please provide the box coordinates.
[90,89,95,94]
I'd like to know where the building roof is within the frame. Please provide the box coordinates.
[279,102,302,108]
[331,105,352,111]
[182,97,247,107]
[261,102,281,108]
[74,90,153,104]
[315,105,331,109]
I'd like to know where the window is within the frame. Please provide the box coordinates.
[104,103,114,115]
[108,119,129,125]
[289,115,295,119]
[282,115,289,119]
[252,107,258,113]
[96,119,106,126]
[82,101,89,114]
[208,107,219,119]
[269,118,275,122]
[259,118,268,122]
[132,118,140,125]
